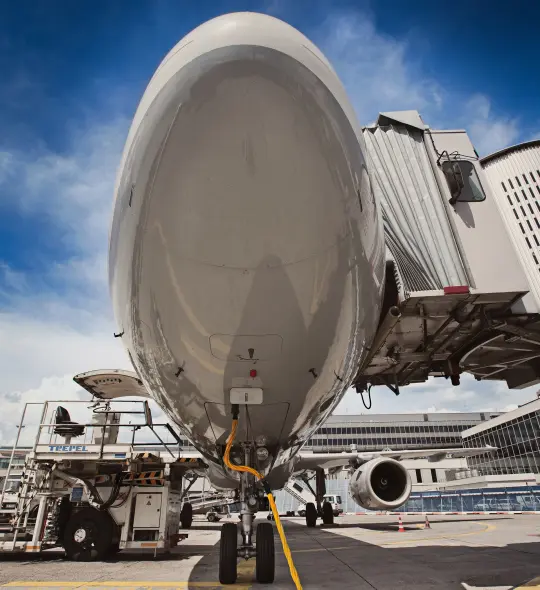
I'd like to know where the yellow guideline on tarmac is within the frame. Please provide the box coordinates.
[514,576,540,588]
[1,584,251,588]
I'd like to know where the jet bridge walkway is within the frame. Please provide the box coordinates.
[355,111,540,395]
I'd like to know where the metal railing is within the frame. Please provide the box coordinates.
[0,399,190,515]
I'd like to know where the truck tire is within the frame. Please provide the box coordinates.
[63,507,113,561]
[207,512,217,522]
[180,502,193,529]
[106,542,120,558]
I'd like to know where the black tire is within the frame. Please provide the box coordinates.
[219,522,238,584]
[63,507,113,561]
[298,510,306,517]
[322,502,334,525]
[180,502,193,529]
[256,522,275,583]
[208,512,217,522]
[106,542,120,558]
[305,502,317,528]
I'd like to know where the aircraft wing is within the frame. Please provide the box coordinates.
[293,446,496,473]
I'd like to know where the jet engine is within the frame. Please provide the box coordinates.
[349,457,412,511]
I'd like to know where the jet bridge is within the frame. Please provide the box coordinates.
[354,111,540,393]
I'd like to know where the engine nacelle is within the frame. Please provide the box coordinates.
[349,457,412,511]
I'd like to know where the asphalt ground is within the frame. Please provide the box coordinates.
[0,513,539,589]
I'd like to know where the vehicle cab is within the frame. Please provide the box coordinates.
[323,494,343,516]
[297,494,343,517]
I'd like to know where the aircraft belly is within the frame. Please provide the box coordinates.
[110,43,384,468]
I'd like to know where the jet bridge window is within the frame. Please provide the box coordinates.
[441,160,486,205]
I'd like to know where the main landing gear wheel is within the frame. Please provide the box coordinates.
[219,522,238,584]
[322,502,334,525]
[180,502,193,529]
[305,502,317,528]
[256,522,275,583]
[63,507,113,561]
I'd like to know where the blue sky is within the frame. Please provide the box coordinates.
[0,0,538,442]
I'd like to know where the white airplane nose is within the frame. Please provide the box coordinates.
[112,13,369,271]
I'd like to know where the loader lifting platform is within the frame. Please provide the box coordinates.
[0,392,206,559]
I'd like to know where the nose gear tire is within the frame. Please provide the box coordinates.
[256,522,275,583]
[219,522,238,584]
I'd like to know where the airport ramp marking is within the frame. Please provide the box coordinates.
[0,582,251,589]
[379,521,496,545]
[514,576,540,588]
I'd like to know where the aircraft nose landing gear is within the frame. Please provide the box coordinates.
[220,409,297,587]
[218,508,276,585]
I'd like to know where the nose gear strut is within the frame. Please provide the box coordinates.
[221,405,302,589]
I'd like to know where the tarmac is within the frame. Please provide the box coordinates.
[0,513,539,589]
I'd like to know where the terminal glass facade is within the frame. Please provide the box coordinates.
[305,416,486,452]
[463,408,540,475]
[400,486,540,513]
[275,482,540,514]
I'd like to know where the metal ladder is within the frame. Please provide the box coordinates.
[0,406,31,521]
[0,402,50,549]
[284,479,315,506]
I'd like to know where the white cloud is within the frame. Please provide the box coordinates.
[0,115,133,444]
[312,11,524,155]
[335,374,539,416]
[462,94,519,155]
[2,116,129,258]
[314,13,442,126]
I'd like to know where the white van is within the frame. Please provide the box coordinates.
[297,494,343,517]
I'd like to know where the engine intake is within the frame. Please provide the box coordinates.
[349,457,412,511]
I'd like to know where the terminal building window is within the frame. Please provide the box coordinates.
[463,410,540,475]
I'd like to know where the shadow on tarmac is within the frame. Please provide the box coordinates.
[186,517,540,589]
[1,518,538,588]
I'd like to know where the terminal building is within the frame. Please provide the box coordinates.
[276,400,540,513]
[482,141,540,311]
[462,396,540,485]
[302,411,498,490]
[3,400,540,514]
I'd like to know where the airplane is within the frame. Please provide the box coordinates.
[94,11,494,586]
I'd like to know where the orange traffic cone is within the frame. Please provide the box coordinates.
[398,515,405,532]
[424,515,431,529]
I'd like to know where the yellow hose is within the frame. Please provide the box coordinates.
[224,418,302,590]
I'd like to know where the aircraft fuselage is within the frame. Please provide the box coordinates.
[109,12,385,488]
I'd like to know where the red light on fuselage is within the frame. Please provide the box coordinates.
[250,369,257,378]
